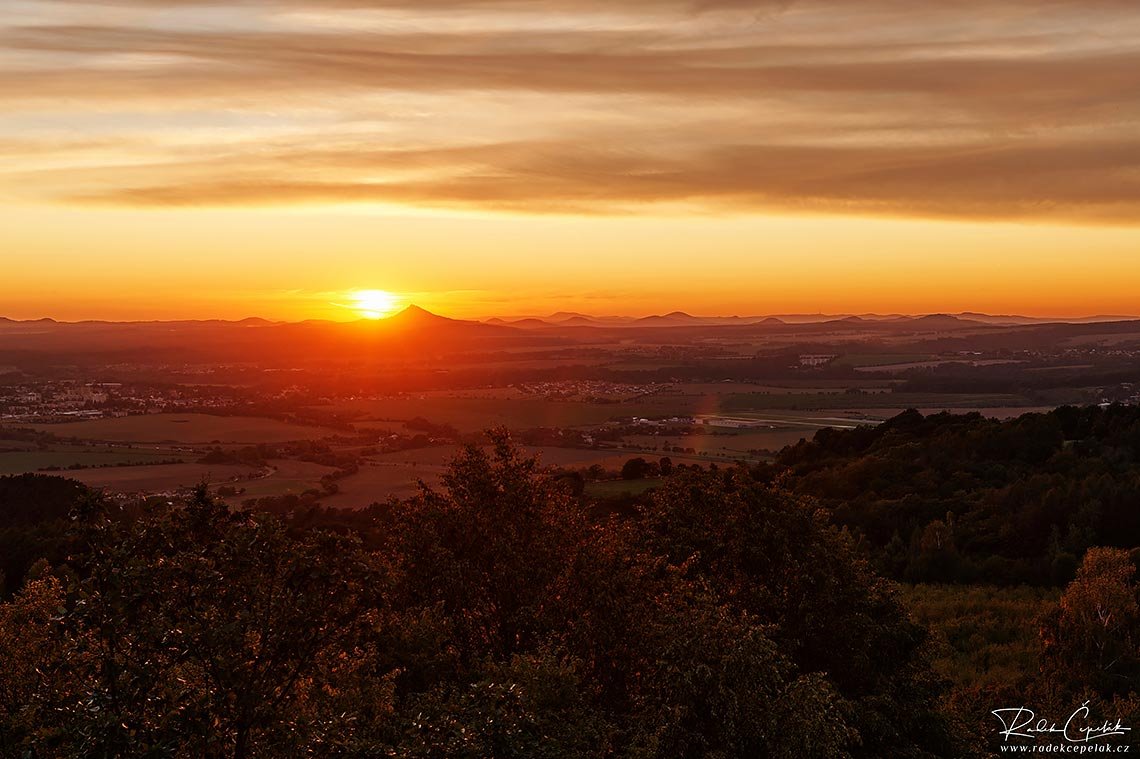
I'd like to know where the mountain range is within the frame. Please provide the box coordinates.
[3,305,1140,367]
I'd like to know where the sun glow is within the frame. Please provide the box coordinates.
[351,289,399,319]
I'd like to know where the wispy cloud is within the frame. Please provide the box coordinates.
[3,0,1139,222]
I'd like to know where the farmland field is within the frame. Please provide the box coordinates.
[624,429,819,456]
[30,414,342,444]
[832,353,932,367]
[339,397,659,432]
[63,463,254,493]
[854,406,1058,420]
[323,388,914,432]
[585,478,662,498]
[0,446,187,475]
[672,382,894,395]
[318,444,708,508]
[222,459,339,502]
[721,392,1034,412]
[319,463,439,507]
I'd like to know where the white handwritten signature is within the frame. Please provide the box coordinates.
[993,701,1132,743]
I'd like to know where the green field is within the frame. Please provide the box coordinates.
[721,392,1033,412]
[319,463,438,507]
[336,397,661,432]
[64,463,255,493]
[833,353,932,368]
[314,445,706,509]
[327,391,906,432]
[674,382,895,395]
[584,478,662,498]
[0,445,188,475]
[221,459,338,502]
[625,429,814,457]
[31,414,342,444]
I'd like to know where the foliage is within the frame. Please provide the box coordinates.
[902,584,1056,691]
[0,473,88,596]
[0,432,978,757]
[765,405,1140,584]
[1041,547,1140,697]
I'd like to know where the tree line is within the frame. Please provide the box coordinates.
[1,418,1139,755]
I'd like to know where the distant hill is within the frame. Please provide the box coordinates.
[381,304,468,328]
[559,316,600,326]
[506,318,552,329]
[635,311,698,326]
[909,313,977,327]
[4,309,1140,367]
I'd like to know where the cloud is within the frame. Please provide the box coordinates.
[3,0,1139,223]
[47,135,1140,224]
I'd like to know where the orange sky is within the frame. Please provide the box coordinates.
[2,0,1139,321]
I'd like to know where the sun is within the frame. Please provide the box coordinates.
[350,289,399,319]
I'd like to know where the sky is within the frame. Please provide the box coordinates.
[2,0,1139,321]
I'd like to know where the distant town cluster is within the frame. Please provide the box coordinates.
[0,381,237,423]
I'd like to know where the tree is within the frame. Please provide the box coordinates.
[621,457,653,480]
[641,466,964,757]
[0,434,971,757]
[1042,547,1140,696]
[56,487,392,757]
[380,431,585,663]
[0,574,83,755]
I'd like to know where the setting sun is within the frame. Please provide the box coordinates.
[351,289,399,319]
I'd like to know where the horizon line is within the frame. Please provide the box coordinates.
[3,306,1140,327]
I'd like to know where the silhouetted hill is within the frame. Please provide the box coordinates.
[909,314,977,328]
[382,304,463,328]
[560,316,601,326]
[4,310,1140,369]
[636,311,696,325]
